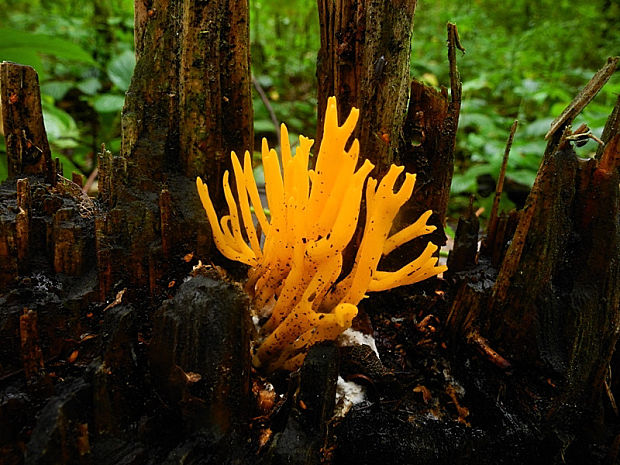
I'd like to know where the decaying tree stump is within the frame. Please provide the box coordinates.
[1,1,620,464]
[97,0,253,297]
[446,57,620,452]
[0,63,55,184]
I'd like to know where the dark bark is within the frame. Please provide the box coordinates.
[96,0,253,297]
[150,273,251,437]
[446,63,620,435]
[316,4,460,267]
[316,0,417,175]
[0,62,54,184]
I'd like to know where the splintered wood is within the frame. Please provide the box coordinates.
[20,308,44,379]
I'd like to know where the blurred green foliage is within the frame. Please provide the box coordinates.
[0,0,618,222]
[411,0,619,219]
[0,0,134,181]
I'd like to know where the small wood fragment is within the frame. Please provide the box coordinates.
[467,331,511,370]
[16,178,31,269]
[71,172,84,188]
[160,189,172,258]
[485,120,518,247]
[103,288,126,312]
[545,56,619,140]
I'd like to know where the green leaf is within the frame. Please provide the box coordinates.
[459,112,498,132]
[42,102,80,147]
[0,47,45,78]
[107,50,135,91]
[106,138,122,154]
[0,28,97,66]
[254,119,276,133]
[92,94,125,113]
[0,138,7,181]
[76,77,102,95]
[524,117,554,137]
[253,164,265,186]
[41,81,73,100]
[450,173,477,194]
[255,74,274,88]
[508,169,537,187]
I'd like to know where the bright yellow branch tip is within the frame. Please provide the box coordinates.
[196,96,447,372]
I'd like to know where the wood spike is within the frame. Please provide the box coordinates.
[599,134,620,173]
[0,62,54,183]
[16,178,31,211]
[160,189,172,258]
[15,178,31,270]
[54,157,62,179]
[19,308,44,379]
[446,196,479,278]
[16,209,29,269]
[447,23,463,106]
[72,172,84,188]
[484,120,518,251]
[53,207,85,275]
[489,126,571,308]
[596,94,620,161]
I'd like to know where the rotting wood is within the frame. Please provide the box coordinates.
[445,197,479,279]
[483,120,518,253]
[0,62,55,184]
[95,0,253,297]
[395,23,463,258]
[1,4,619,464]
[445,61,620,437]
[485,128,568,311]
[316,0,417,174]
[19,308,44,379]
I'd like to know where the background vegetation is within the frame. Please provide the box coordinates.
[0,0,618,222]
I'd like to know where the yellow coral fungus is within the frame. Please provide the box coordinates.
[196,96,447,372]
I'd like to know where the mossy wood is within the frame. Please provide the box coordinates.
[0,1,619,464]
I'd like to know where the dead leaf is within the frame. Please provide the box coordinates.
[103,288,126,312]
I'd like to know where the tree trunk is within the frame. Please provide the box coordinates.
[97,0,253,297]
[316,0,417,175]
